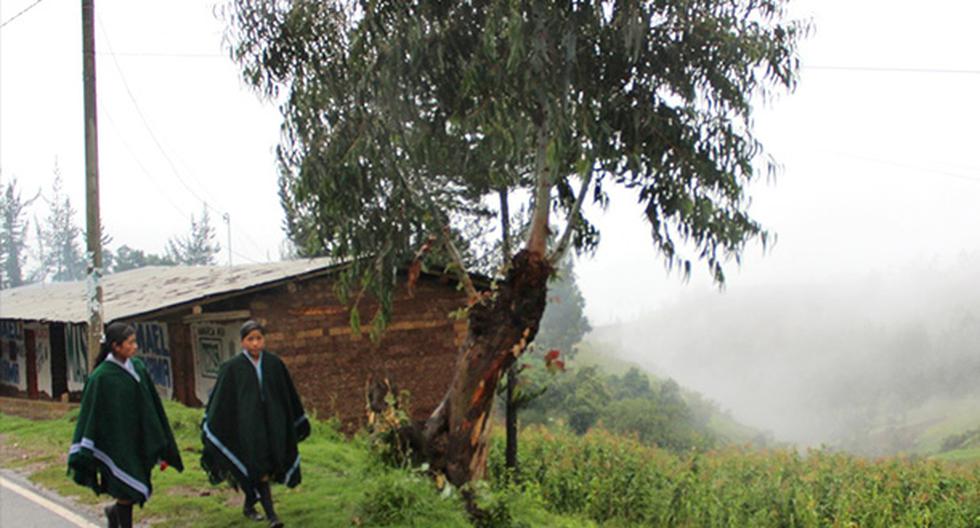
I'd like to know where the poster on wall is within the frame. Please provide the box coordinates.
[0,320,25,391]
[135,322,173,399]
[24,323,52,398]
[192,321,241,403]
[65,324,88,392]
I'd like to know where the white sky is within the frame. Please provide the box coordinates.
[578,0,980,324]
[1,0,283,265]
[1,1,978,320]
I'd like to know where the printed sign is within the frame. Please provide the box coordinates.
[192,321,242,403]
[135,322,172,399]
[65,324,88,392]
[0,320,24,389]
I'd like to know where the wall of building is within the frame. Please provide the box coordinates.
[64,323,88,393]
[23,322,52,398]
[0,272,469,433]
[247,274,468,431]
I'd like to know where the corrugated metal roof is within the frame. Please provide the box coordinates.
[0,257,341,323]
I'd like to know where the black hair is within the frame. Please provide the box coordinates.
[94,322,137,368]
[240,320,265,340]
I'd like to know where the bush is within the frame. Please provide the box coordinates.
[354,472,468,527]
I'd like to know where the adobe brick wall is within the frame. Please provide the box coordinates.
[165,318,198,406]
[241,273,468,432]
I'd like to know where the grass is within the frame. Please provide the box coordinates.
[934,448,980,463]
[5,400,980,527]
[0,402,590,527]
[490,426,980,528]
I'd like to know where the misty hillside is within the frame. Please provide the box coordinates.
[590,252,980,454]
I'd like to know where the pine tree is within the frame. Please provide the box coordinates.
[166,207,221,266]
[0,176,38,289]
[36,166,86,283]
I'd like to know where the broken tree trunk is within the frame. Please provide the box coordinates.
[422,249,552,486]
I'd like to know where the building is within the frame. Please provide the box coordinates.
[0,258,468,430]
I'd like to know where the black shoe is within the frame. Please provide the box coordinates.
[267,516,284,528]
[104,504,118,528]
[243,504,265,522]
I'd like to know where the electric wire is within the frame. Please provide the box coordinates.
[0,0,45,29]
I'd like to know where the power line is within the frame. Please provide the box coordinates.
[94,51,224,59]
[830,151,980,185]
[96,16,218,210]
[101,105,193,222]
[0,0,45,29]
[96,16,271,262]
[231,249,260,264]
[804,65,980,76]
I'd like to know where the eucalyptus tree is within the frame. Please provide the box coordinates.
[226,0,806,486]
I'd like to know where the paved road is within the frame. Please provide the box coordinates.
[0,470,101,528]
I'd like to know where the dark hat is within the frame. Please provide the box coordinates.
[239,320,265,340]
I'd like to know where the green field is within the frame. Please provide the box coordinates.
[3,402,980,527]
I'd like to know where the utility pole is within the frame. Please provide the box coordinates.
[223,212,232,266]
[82,0,104,373]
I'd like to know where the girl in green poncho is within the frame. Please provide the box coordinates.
[201,320,310,528]
[68,322,184,528]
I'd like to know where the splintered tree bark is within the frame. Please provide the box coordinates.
[423,249,552,486]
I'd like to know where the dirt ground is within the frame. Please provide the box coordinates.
[0,396,76,421]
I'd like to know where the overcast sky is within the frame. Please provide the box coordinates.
[3,0,979,444]
[2,2,978,339]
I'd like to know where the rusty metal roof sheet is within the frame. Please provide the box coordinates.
[0,257,340,323]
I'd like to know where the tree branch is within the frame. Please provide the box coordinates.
[547,170,593,265]
[441,226,480,302]
[525,127,552,256]
[499,188,512,265]
[388,166,478,300]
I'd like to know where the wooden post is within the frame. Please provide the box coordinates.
[82,0,104,372]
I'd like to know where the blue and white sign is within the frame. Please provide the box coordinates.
[135,322,173,399]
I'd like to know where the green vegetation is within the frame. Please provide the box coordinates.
[0,402,587,527]
[488,427,980,527]
[5,399,980,527]
[519,360,753,452]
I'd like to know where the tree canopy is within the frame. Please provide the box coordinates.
[225,0,807,486]
[226,0,805,325]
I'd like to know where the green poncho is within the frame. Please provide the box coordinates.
[67,356,184,505]
[201,351,309,501]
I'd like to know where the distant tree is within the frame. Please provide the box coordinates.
[35,167,86,282]
[166,207,221,266]
[565,366,612,434]
[113,245,175,272]
[501,260,588,471]
[535,260,592,359]
[99,224,115,274]
[0,176,39,289]
[611,367,654,400]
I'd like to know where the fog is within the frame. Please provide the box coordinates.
[573,0,980,451]
[585,251,980,450]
